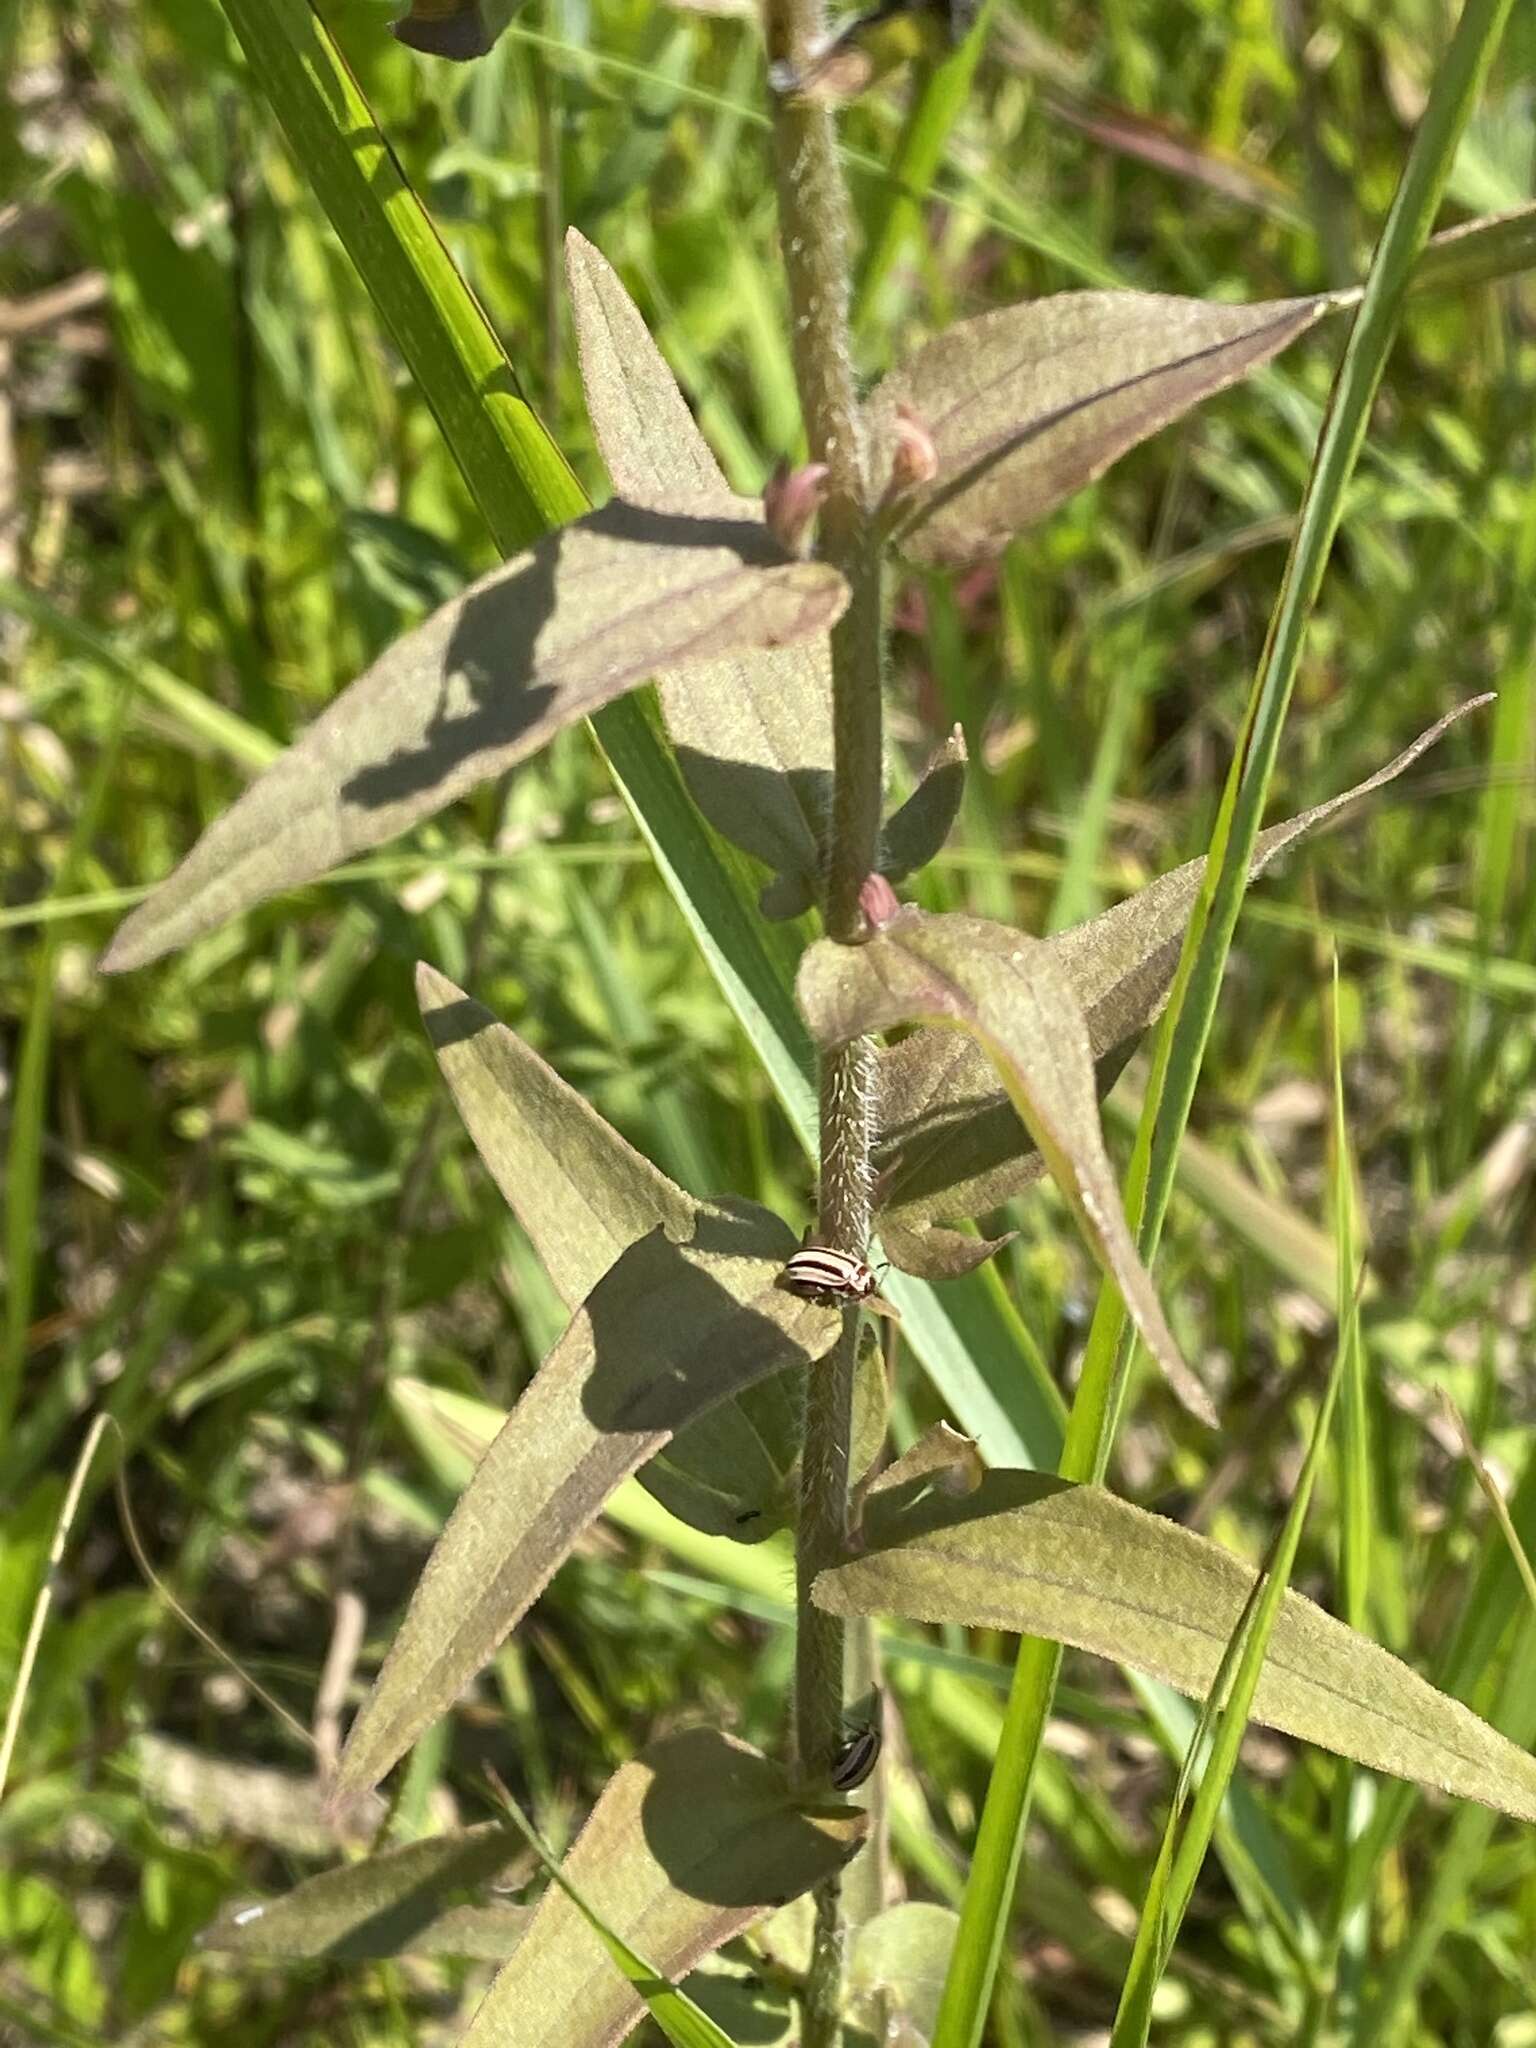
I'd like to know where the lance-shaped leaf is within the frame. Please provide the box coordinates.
[873,289,1337,568]
[798,911,1216,1425]
[419,963,692,1308]
[874,701,1492,1234]
[418,965,806,1540]
[338,1211,837,1795]
[204,1824,532,1962]
[759,724,968,926]
[878,724,968,883]
[461,1729,865,2048]
[101,496,847,972]
[568,231,835,892]
[814,1469,1536,1825]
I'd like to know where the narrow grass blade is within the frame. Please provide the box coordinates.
[2,692,129,1436]
[1108,965,1356,2047]
[0,1416,111,1803]
[484,1787,736,2048]
[216,0,579,547]
[1440,1395,1536,1625]
[852,0,999,323]
[1106,1312,1342,2048]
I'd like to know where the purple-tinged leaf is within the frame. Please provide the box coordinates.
[417,965,807,1540]
[815,1469,1536,1824]
[798,910,1216,1424]
[879,724,968,883]
[874,701,1492,1232]
[205,1824,532,1961]
[874,289,1337,567]
[102,495,847,972]
[567,231,836,891]
[337,1212,836,1796]
[878,1214,1015,1281]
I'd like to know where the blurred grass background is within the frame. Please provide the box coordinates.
[2,0,1534,2040]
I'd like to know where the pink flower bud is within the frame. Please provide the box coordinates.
[763,460,831,555]
[883,405,939,503]
[859,872,901,930]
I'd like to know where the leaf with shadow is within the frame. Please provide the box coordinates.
[103,496,846,972]
[419,965,810,1542]
[337,1208,838,1796]
[568,230,836,894]
[815,1466,1536,1824]
[460,1728,865,2048]
[203,1823,533,1962]
[877,1213,1016,1282]
[873,700,1492,1238]
[391,0,523,60]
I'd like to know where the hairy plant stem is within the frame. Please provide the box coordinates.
[762,2,885,2042]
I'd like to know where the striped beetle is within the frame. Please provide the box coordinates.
[780,1244,881,1307]
[830,1717,882,1793]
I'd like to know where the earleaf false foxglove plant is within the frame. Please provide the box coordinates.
[103,1,1536,2038]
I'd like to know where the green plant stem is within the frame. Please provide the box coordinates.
[762,4,885,2042]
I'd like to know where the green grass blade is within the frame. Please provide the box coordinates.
[1114,974,1358,2045]
[217,0,581,550]
[1311,959,1373,2039]
[852,0,999,326]
[1107,1300,1346,2048]
[2,694,130,1437]
[930,1,1517,2037]
[490,1791,739,2048]
[0,577,278,773]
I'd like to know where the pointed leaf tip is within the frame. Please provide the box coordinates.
[877,288,1332,566]
[567,231,836,883]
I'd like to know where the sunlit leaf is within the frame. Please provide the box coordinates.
[875,289,1336,567]
[567,231,835,891]
[798,912,1216,1423]
[102,498,847,972]
[204,1824,532,1961]
[418,963,694,1310]
[874,701,1492,1231]
[338,1215,836,1795]
[489,1785,739,2048]
[816,1470,1536,1823]
[850,1901,960,2041]
[461,1730,865,2048]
